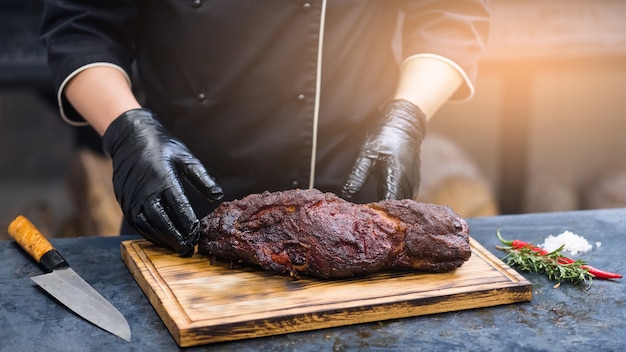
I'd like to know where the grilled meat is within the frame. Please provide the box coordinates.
[198,188,471,279]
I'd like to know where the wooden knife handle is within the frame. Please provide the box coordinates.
[8,215,69,271]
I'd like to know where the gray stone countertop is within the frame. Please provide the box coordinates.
[1,208,624,352]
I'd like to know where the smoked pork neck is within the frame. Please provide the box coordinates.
[198,189,471,279]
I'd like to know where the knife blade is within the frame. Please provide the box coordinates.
[8,215,131,341]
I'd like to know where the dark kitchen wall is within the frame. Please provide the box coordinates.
[0,0,75,238]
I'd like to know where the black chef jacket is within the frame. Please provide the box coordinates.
[41,0,490,216]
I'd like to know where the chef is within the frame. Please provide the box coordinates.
[40,1,490,256]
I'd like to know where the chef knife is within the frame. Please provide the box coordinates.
[8,215,131,341]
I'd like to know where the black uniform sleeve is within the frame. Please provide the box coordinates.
[40,0,138,123]
[401,0,491,100]
[40,0,137,91]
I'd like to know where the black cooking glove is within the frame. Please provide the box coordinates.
[342,99,426,201]
[102,108,223,256]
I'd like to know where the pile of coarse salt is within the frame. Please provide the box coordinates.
[539,230,600,256]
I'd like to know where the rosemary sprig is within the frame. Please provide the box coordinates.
[496,231,594,289]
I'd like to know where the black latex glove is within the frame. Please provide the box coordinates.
[342,99,426,201]
[102,109,223,256]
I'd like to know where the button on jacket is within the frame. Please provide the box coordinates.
[41,0,490,215]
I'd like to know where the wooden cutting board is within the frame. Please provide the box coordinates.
[121,237,532,347]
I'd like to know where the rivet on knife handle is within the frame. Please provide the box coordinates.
[8,215,69,272]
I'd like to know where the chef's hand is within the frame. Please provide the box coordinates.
[342,99,426,201]
[102,108,223,256]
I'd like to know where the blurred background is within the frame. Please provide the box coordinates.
[1,0,625,239]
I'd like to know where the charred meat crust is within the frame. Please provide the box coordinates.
[198,189,471,279]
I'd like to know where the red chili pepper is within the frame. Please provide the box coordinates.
[583,265,623,279]
[498,232,622,280]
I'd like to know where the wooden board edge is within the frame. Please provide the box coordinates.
[120,240,184,343]
[469,237,533,284]
[177,284,532,347]
[178,278,531,330]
